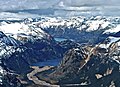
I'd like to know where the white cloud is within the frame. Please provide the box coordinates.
[0,0,119,11]
[63,0,120,6]
[0,0,59,11]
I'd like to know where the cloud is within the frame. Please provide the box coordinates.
[0,0,59,11]
[0,0,119,11]
[63,0,120,6]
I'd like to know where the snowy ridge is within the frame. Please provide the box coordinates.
[104,24,120,34]
[34,16,117,32]
[0,31,19,46]
[0,22,49,43]
[0,16,120,44]
[32,16,120,44]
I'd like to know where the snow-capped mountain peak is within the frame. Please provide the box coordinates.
[0,22,49,43]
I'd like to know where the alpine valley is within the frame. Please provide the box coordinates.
[0,16,120,87]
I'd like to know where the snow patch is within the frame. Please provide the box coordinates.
[104,24,120,34]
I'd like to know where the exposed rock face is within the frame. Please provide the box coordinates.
[57,40,81,52]
[53,48,88,78]
[36,41,120,87]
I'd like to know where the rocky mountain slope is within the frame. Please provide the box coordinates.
[0,16,120,86]
[0,22,66,74]
[36,36,120,87]
[35,16,120,44]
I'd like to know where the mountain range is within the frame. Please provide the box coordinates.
[0,16,120,87]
